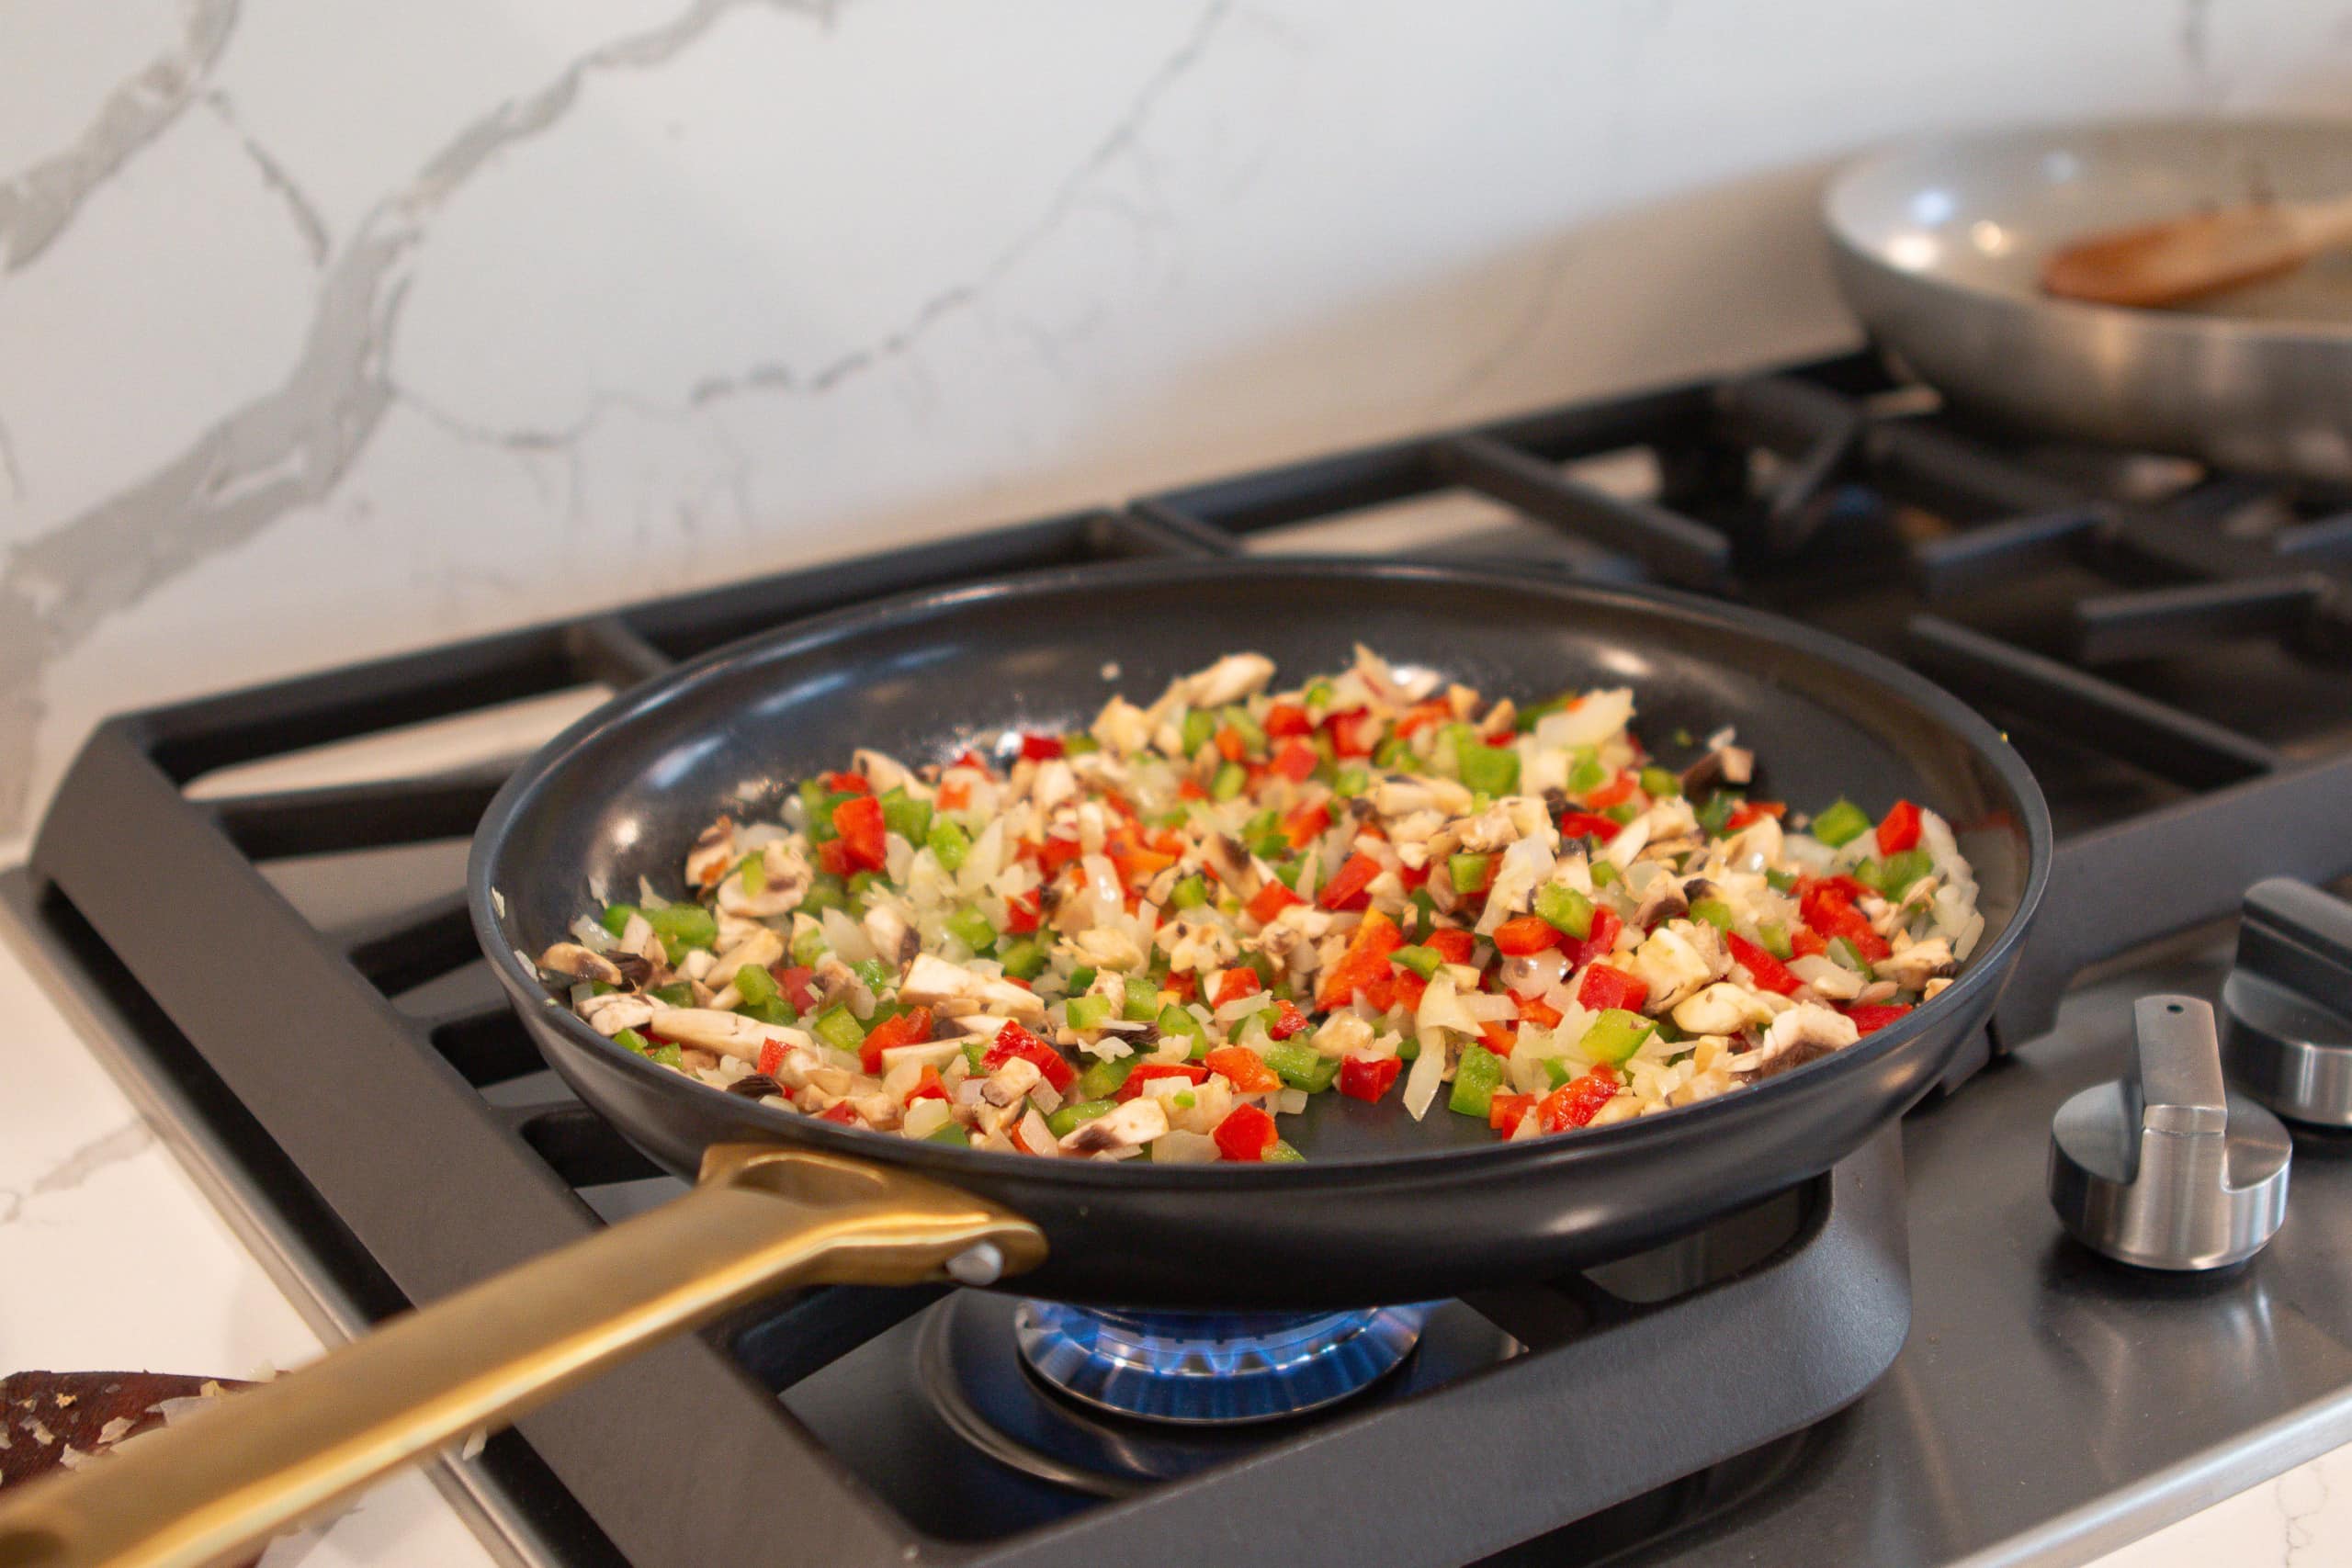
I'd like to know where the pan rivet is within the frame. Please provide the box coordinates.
[946,1243,1005,1287]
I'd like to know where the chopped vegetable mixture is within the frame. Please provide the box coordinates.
[537,648,1983,1162]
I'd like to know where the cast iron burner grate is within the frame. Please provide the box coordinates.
[10,352,2352,1568]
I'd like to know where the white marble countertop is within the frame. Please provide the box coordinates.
[0,876,2339,1567]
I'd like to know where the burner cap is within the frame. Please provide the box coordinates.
[2221,878,2352,1126]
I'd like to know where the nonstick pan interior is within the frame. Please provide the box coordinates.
[473,558,2047,1306]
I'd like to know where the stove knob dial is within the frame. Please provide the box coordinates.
[2049,995,2290,1271]
[2221,878,2352,1126]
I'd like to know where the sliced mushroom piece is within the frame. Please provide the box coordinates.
[1479,697,1517,737]
[1729,1003,1859,1082]
[1631,878,1689,932]
[578,991,657,1037]
[1626,920,1726,1012]
[900,953,985,1010]
[977,977,1048,1023]
[862,904,922,968]
[1672,982,1770,1037]
[1877,935,1956,992]
[1924,976,1956,1001]
[705,927,786,996]
[1030,758,1079,815]
[1091,697,1153,757]
[1678,744,1755,796]
[979,1055,1044,1108]
[1175,652,1277,709]
[648,1009,812,1065]
[725,1073,786,1100]
[1786,953,1866,1001]
[1202,833,1261,898]
[811,954,875,1016]
[852,749,922,795]
[538,942,626,989]
[718,841,814,919]
[684,818,738,892]
[1059,1097,1170,1156]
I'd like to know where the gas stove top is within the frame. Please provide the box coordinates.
[6,350,2350,1568]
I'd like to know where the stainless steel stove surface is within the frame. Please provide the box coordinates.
[8,350,2351,1568]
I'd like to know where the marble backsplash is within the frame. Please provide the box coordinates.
[2,0,2348,840]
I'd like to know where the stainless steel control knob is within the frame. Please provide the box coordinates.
[2049,995,2290,1271]
[2221,878,2352,1126]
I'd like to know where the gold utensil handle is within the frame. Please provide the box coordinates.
[0,1145,1044,1568]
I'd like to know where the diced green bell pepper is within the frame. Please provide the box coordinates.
[1602,802,1640,826]
[1333,765,1370,797]
[1544,1056,1576,1089]
[1828,937,1872,973]
[1211,761,1248,801]
[741,998,798,1028]
[790,925,830,967]
[600,903,640,938]
[1589,859,1621,888]
[733,964,779,1008]
[1249,830,1290,861]
[1449,1044,1507,1118]
[1372,734,1411,769]
[1696,792,1738,837]
[1262,1042,1337,1092]
[927,818,971,872]
[1638,765,1680,799]
[846,870,883,904]
[1577,1008,1654,1065]
[999,940,1046,981]
[1458,738,1521,797]
[1158,1002,1208,1057]
[880,790,933,844]
[1757,921,1793,960]
[926,1122,972,1146]
[650,982,695,1008]
[1690,897,1734,931]
[1566,750,1607,795]
[1391,944,1444,980]
[1303,678,1335,709]
[800,874,849,918]
[1066,996,1113,1032]
[811,1004,865,1055]
[1448,852,1492,895]
[647,904,717,953]
[1046,1100,1115,1138]
[1124,989,1161,1022]
[1181,708,1217,757]
[646,1043,684,1068]
[1264,1138,1306,1164]
[1220,705,1266,753]
[854,957,895,991]
[1067,965,1097,994]
[1764,867,1797,893]
[962,1038,989,1073]
[614,1027,651,1054]
[1810,797,1872,848]
[1397,1035,1421,1060]
[944,906,997,953]
[1075,1055,1136,1100]
[1871,847,1933,897]
[739,852,768,897]
[1535,883,1594,939]
[1170,874,1208,910]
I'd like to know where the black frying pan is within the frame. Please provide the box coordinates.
[477,558,2048,1306]
[0,560,2049,1568]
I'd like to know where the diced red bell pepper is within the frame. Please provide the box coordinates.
[1562,906,1623,970]
[822,771,872,795]
[1725,932,1802,996]
[1212,968,1263,1007]
[1204,1046,1282,1094]
[1003,888,1042,934]
[818,838,856,877]
[1392,699,1453,738]
[1019,732,1066,761]
[1388,969,1428,1015]
[1177,777,1209,801]
[1488,1092,1535,1134]
[859,1006,934,1074]
[1477,1019,1517,1056]
[816,1101,861,1126]
[1037,835,1087,878]
[1210,726,1245,763]
[757,1039,786,1077]
[1801,880,1893,964]
[1321,708,1378,758]
[1272,740,1319,783]
[1583,773,1637,809]
[1876,799,1922,856]
[1267,998,1312,1040]
[1116,1061,1209,1101]
[1515,992,1564,1029]
[1577,963,1649,1013]
[1163,970,1198,1002]
[1844,1002,1915,1035]
[1282,799,1332,847]
[906,1065,948,1103]
[1492,915,1562,956]
[1360,973,1396,1013]
[1319,851,1382,912]
[951,749,995,776]
[1214,1103,1280,1162]
[1791,926,1828,959]
[830,794,888,873]
[982,1020,1076,1092]
[1424,928,1477,965]
[771,964,817,1010]
[1556,810,1623,842]
[1108,837,1179,887]
[1339,1053,1403,1103]
[1247,880,1305,924]
[1538,1065,1620,1133]
[1317,909,1406,1010]
[1724,800,1787,832]
[937,778,973,810]
[1264,702,1313,738]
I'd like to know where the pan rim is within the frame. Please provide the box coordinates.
[469,555,2052,1188]
[1825,113,2352,346]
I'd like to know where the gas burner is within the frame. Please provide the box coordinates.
[922,1294,1510,1495]
[1009,1302,1434,1424]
